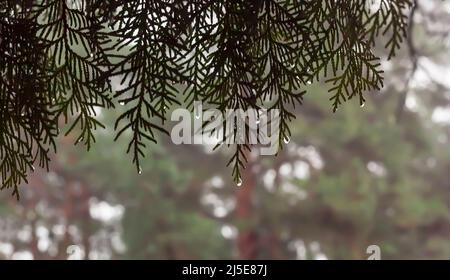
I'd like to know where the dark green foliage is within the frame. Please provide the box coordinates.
[0,0,413,198]
[107,0,186,172]
[0,1,56,199]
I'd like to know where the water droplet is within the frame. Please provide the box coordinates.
[31,165,35,171]
[360,102,365,108]
[283,136,290,144]
[195,110,201,119]
[307,80,312,85]
[194,101,202,119]
[76,137,83,144]
[119,101,125,106]
[256,118,260,125]
[90,53,94,58]
[236,178,243,187]
[138,167,142,175]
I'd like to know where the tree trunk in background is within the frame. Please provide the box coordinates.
[236,152,258,259]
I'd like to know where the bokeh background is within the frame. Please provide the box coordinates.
[1,0,450,260]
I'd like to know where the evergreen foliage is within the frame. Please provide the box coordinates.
[0,0,413,198]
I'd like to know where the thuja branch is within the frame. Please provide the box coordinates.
[0,0,413,198]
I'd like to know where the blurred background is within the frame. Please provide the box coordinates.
[2,0,450,260]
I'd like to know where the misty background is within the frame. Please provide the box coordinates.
[1,0,450,260]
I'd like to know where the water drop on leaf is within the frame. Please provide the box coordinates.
[283,136,290,144]
[237,178,243,187]
[194,102,201,119]
[195,109,201,119]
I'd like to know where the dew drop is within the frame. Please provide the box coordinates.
[236,178,243,187]
[138,167,142,175]
[256,118,260,125]
[195,109,201,119]
[194,101,202,119]
[119,101,125,106]
[360,102,365,108]
[31,165,35,171]
[307,80,312,85]
[283,136,290,144]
